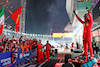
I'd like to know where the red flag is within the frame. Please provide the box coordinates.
[10,6,23,33]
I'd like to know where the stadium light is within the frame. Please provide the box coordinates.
[35,34,37,36]
[40,35,42,36]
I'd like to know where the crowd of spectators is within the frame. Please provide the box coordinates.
[0,34,55,65]
[0,34,38,54]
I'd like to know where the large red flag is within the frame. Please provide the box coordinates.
[10,6,23,33]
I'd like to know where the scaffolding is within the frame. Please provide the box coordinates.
[19,0,26,33]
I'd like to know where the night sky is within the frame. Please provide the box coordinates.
[25,0,70,34]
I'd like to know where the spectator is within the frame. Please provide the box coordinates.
[19,36,23,41]
[92,41,98,54]
[76,42,79,49]
[60,44,63,50]
[95,41,98,54]
[66,43,68,49]
[3,41,8,53]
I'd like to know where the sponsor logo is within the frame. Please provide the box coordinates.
[19,53,30,59]
[1,57,11,66]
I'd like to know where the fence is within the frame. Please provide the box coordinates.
[0,49,37,67]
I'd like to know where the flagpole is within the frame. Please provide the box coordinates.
[4,16,10,22]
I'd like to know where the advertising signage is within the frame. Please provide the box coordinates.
[53,33,74,38]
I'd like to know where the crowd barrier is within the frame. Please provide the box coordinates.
[0,49,37,67]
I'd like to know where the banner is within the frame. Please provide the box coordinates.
[0,49,37,67]
[31,48,37,58]
[17,49,31,64]
[0,51,12,67]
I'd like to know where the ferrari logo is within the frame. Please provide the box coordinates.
[16,14,20,24]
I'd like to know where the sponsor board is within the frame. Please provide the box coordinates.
[0,49,37,67]
[0,52,12,67]
[17,49,31,64]
[1,57,11,66]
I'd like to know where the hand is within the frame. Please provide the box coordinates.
[3,51,5,53]
[86,7,89,12]
[86,7,88,10]
[73,11,77,15]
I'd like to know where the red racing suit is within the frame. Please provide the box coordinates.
[45,43,51,61]
[71,43,74,49]
[37,43,44,63]
[76,11,93,58]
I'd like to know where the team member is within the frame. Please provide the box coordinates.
[73,7,94,62]
[11,40,18,64]
[71,43,74,49]
[36,40,44,64]
[45,40,51,61]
